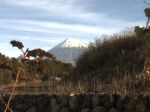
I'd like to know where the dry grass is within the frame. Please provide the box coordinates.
[0,73,149,96]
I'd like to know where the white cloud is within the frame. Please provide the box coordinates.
[5,0,72,10]
[0,19,144,37]
[1,0,133,25]
[0,0,146,58]
[1,0,146,34]
[0,19,119,35]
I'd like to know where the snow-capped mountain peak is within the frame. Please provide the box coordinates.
[48,38,88,66]
[55,38,88,48]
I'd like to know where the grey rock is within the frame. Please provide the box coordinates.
[112,94,121,106]
[92,94,100,106]
[116,96,125,110]
[81,108,91,112]
[14,103,29,112]
[70,103,79,111]
[26,107,38,112]
[51,104,61,112]
[82,94,92,108]
[60,107,71,112]
[14,103,24,110]
[37,97,49,110]
[59,95,69,107]
[51,98,58,108]
[24,96,34,106]
[69,95,80,110]
[100,94,112,108]
[92,106,107,112]
[70,95,79,104]
[109,107,121,112]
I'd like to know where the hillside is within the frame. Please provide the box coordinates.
[71,27,150,81]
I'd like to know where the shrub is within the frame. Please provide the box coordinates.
[72,32,146,81]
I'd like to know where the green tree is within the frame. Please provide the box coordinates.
[28,48,55,60]
[144,8,150,28]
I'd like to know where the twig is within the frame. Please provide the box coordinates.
[0,95,14,112]
[3,67,22,112]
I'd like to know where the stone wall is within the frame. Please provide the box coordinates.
[0,94,150,112]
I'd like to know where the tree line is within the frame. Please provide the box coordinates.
[0,41,73,85]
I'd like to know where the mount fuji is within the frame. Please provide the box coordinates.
[48,38,88,66]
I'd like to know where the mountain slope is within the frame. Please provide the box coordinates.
[48,38,87,65]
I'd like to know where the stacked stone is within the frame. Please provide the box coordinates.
[0,94,149,112]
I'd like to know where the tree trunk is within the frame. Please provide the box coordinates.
[146,17,150,28]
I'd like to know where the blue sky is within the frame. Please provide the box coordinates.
[0,0,148,57]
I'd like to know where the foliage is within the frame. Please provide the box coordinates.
[71,31,147,81]
[0,52,72,85]
[1,40,73,112]
[144,8,150,18]
[0,53,12,85]
[28,48,55,59]
[134,26,150,56]
[134,26,150,38]
[0,41,73,85]
[10,40,24,50]
[70,8,150,81]
[144,7,150,28]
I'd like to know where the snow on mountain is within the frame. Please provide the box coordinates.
[48,38,88,66]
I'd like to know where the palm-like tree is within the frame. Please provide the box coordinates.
[144,8,150,28]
